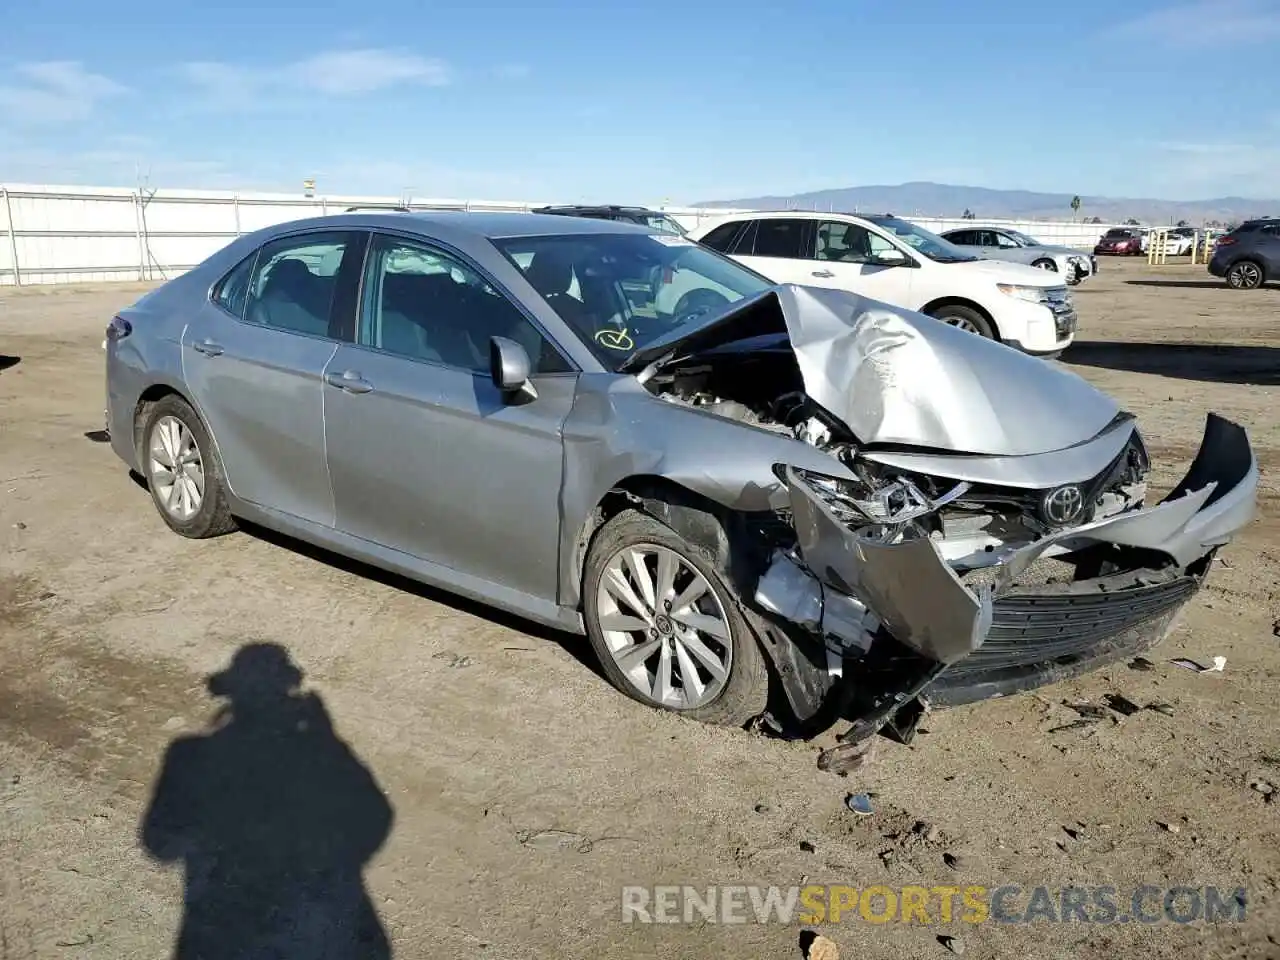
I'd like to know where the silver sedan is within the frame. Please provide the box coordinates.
[103,211,1257,744]
[941,226,1096,284]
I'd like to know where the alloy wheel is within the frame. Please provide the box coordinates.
[1227,262,1262,290]
[943,315,983,334]
[595,543,733,709]
[148,415,205,520]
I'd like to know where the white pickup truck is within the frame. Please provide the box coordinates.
[690,211,1078,357]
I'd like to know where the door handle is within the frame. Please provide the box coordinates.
[811,269,834,278]
[324,370,374,394]
[192,339,224,357]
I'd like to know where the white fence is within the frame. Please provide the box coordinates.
[0,183,1124,286]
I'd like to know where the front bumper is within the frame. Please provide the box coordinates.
[766,413,1258,728]
[999,296,1076,353]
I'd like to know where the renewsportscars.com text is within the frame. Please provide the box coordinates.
[621,884,1248,925]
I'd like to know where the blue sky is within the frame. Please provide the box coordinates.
[1,0,1278,203]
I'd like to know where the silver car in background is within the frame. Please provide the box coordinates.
[103,211,1257,746]
[941,226,1096,285]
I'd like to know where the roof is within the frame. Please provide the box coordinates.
[534,204,665,215]
[257,210,657,240]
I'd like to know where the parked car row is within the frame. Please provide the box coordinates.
[101,208,1258,746]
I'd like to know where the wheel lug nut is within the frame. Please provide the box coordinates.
[649,629,658,640]
[663,600,672,611]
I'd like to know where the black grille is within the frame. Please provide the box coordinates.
[943,574,1199,678]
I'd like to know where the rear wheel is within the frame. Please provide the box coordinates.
[1225,260,1264,290]
[582,509,768,727]
[928,303,996,339]
[138,395,237,539]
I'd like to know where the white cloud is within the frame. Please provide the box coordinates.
[1104,0,1280,48]
[179,48,451,106]
[0,61,128,124]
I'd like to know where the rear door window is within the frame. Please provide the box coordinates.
[243,232,358,339]
[748,219,810,259]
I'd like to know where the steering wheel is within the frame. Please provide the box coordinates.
[672,288,730,323]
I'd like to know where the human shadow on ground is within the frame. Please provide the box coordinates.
[1061,340,1280,386]
[140,642,395,959]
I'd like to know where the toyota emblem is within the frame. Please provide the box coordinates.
[1042,484,1085,525]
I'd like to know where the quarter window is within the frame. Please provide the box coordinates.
[359,235,571,374]
[244,233,353,338]
[212,252,256,319]
[699,221,745,252]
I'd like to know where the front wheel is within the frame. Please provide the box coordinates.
[928,304,996,339]
[582,509,768,727]
[1032,258,1058,273]
[1225,260,1264,290]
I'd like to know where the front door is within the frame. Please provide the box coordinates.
[322,232,578,603]
[800,220,916,308]
[181,229,365,526]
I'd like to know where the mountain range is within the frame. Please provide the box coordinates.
[696,181,1278,226]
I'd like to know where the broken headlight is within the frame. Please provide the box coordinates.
[784,465,971,529]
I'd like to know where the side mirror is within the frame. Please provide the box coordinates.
[872,248,910,267]
[489,336,537,400]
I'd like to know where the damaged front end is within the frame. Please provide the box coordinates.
[754,412,1257,745]
[627,283,1259,745]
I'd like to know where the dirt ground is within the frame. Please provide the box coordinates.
[1,257,1278,960]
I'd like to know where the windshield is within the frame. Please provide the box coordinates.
[864,216,979,263]
[493,232,773,369]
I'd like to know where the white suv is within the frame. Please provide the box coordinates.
[691,212,1077,356]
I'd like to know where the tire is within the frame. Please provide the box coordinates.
[582,508,768,727]
[1032,258,1058,273]
[927,303,996,339]
[138,395,237,539]
[1225,259,1265,290]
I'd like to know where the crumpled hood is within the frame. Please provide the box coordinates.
[624,284,1120,457]
[776,284,1119,456]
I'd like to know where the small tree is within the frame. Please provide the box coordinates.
[1125,217,1141,226]
[962,208,976,219]
[1176,219,1189,228]
[1070,195,1082,218]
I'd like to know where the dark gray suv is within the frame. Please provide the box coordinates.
[1208,218,1280,289]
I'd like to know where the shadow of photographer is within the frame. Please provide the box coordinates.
[140,642,395,959]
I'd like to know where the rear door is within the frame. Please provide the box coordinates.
[322,231,577,603]
[181,229,366,526]
[726,218,815,284]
